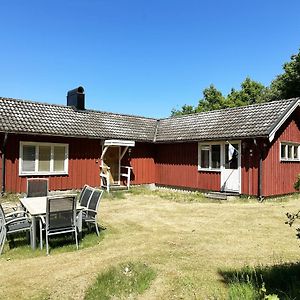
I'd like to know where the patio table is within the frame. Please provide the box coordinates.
[19,195,84,250]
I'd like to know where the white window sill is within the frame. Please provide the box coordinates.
[19,172,68,176]
[280,159,300,162]
[198,168,221,172]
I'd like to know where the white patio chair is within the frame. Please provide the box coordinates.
[0,203,32,255]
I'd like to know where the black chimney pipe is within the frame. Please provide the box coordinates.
[67,86,85,110]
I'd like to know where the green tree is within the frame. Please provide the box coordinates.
[171,104,196,116]
[270,50,300,100]
[170,49,300,116]
[227,77,266,107]
[195,84,227,112]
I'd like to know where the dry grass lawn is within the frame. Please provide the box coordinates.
[1,190,300,299]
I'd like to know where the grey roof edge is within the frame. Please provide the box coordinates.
[154,134,270,143]
[267,97,300,141]
[0,129,155,142]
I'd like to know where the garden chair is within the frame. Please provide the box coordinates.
[0,203,32,255]
[79,185,94,208]
[27,178,49,197]
[82,188,103,236]
[43,195,78,255]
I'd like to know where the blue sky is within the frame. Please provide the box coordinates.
[0,0,300,118]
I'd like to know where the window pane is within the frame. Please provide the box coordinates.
[211,145,221,169]
[281,144,286,159]
[294,146,299,159]
[288,145,293,159]
[225,144,238,169]
[38,146,51,171]
[201,146,209,168]
[54,146,65,171]
[23,145,35,172]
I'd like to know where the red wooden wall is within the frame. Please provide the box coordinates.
[262,111,300,196]
[3,134,101,193]
[2,109,300,196]
[240,139,260,196]
[155,143,220,191]
[122,142,155,184]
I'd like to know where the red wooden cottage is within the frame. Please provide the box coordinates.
[0,87,299,197]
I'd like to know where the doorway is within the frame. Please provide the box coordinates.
[102,146,120,185]
[221,142,241,193]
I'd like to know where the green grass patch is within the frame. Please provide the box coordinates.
[0,228,105,259]
[102,190,126,200]
[84,261,156,300]
[129,186,210,203]
[219,262,300,299]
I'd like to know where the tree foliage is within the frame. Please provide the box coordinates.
[171,49,300,116]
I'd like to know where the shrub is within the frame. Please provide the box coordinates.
[294,174,300,191]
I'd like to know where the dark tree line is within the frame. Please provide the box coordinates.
[171,49,300,116]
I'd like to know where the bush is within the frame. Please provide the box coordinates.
[294,174,300,191]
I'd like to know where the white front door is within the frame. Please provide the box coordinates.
[221,142,241,193]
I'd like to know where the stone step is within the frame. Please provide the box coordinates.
[204,192,228,200]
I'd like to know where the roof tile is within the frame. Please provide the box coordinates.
[0,97,298,142]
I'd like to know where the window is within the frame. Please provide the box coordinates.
[19,142,69,175]
[200,145,210,168]
[198,143,221,170]
[280,142,300,162]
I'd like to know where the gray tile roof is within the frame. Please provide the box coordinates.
[0,97,298,143]
[0,97,157,142]
[155,98,299,142]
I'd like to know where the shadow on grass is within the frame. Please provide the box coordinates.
[1,227,106,259]
[219,262,300,299]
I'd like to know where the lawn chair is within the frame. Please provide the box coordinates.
[79,185,94,208]
[0,203,32,255]
[44,195,78,255]
[27,178,49,197]
[82,189,103,236]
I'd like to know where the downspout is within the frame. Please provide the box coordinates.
[1,133,8,195]
[258,151,263,201]
[254,138,264,201]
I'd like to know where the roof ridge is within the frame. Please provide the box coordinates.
[0,96,158,121]
[161,98,298,121]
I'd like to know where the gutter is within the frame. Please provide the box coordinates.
[1,132,8,195]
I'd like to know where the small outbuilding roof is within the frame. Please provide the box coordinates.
[0,96,298,143]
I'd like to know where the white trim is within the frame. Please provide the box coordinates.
[269,99,300,142]
[104,139,135,147]
[198,140,241,193]
[221,140,241,193]
[19,141,69,176]
[101,145,121,185]
[280,141,300,162]
[198,142,222,171]
[120,146,129,160]
[101,146,109,160]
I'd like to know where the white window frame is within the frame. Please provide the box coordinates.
[280,142,300,162]
[19,141,69,176]
[198,142,222,172]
